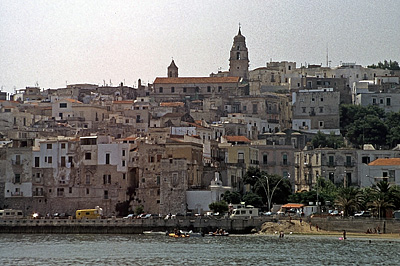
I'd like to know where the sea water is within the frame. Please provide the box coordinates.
[0,233,399,265]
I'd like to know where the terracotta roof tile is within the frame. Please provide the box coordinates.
[225,135,251,143]
[368,158,400,166]
[154,76,240,84]
[160,102,185,107]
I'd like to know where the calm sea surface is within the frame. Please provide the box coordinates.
[0,233,399,266]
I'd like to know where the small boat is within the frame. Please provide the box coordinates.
[208,231,229,236]
[168,232,190,238]
[143,231,167,235]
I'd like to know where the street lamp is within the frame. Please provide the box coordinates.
[253,174,287,212]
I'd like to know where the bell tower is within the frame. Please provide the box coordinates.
[229,25,249,80]
[168,59,178,78]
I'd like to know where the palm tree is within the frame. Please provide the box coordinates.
[335,187,362,217]
[369,180,395,218]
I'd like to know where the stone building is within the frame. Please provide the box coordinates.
[292,88,340,134]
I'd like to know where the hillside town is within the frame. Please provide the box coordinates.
[1,27,400,218]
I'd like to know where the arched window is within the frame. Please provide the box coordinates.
[236,52,241,60]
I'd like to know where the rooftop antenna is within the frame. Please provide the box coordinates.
[326,46,329,67]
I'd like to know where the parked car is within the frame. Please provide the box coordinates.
[354,211,371,217]
[123,214,135,219]
[329,210,340,216]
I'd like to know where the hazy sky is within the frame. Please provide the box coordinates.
[1,0,399,94]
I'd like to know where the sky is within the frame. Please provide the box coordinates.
[1,0,399,94]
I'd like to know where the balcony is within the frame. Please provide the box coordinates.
[11,191,23,197]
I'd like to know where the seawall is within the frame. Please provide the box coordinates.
[0,216,270,234]
[1,217,399,234]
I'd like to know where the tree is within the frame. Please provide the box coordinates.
[115,201,130,217]
[312,131,343,149]
[244,168,292,210]
[368,181,396,218]
[209,201,229,215]
[242,192,263,208]
[345,115,388,147]
[135,205,144,215]
[222,191,242,204]
[367,60,400,70]
[335,187,362,217]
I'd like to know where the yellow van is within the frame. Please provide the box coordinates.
[75,209,101,219]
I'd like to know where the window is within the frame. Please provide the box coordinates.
[59,103,67,108]
[302,107,306,113]
[171,87,175,93]
[48,156,52,164]
[263,154,268,164]
[238,152,244,163]
[61,143,66,149]
[15,155,21,165]
[207,86,211,92]
[380,99,384,104]
[103,175,111,184]
[386,98,391,106]
[172,173,178,186]
[122,150,126,157]
[320,98,324,102]
[15,174,21,183]
[157,176,160,185]
[61,156,66,167]
[106,153,110,164]
[159,87,163,93]
[35,157,40,167]
[252,104,258,114]
[236,52,241,60]
[86,188,90,194]
[346,156,352,166]
[282,154,288,165]
[47,143,52,149]
[328,156,334,166]
[243,105,247,111]
[319,121,324,128]
[122,160,125,167]
[57,188,64,196]
[372,98,377,104]
[85,153,91,160]
[319,107,324,113]
[86,175,90,184]
[389,170,395,182]
[69,187,72,193]
[218,86,222,92]
[362,156,370,164]
[183,87,187,92]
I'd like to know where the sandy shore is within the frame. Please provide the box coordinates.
[259,220,400,239]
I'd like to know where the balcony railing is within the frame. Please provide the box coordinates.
[11,192,23,197]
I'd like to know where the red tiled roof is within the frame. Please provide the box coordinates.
[368,158,400,166]
[154,76,240,84]
[64,98,82,104]
[160,102,185,107]
[225,136,251,143]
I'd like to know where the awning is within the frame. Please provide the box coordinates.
[281,203,304,209]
